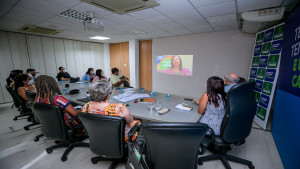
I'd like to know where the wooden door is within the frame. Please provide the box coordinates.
[110,43,121,74]
[139,40,152,91]
[121,42,130,81]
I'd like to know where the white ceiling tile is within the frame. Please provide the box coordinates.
[128,8,162,19]
[155,22,192,34]
[188,25,213,33]
[197,1,236,17]
[0,18,24,31]
[167,9,206,24]
[189,0,234,8]
[7,6,52,23]
[143,15,173,25]
[101,13,137,24]
[17,0,68,16]
[237,0,283,12]
[207,13,237,25]
[72,3,113,18]
[154,0,194,14]
[43,0,82,8]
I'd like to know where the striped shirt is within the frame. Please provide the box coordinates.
[35,95,79,128]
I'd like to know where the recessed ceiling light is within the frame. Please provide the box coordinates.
[89,36,110,40]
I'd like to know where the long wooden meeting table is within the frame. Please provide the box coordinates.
[58,82,201,123]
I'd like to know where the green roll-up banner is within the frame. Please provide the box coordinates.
[248,23,284,129]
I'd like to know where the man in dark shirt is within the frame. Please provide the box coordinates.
[56,67,71,81]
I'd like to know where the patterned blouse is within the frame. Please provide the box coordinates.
[81,102,140,142]
[35,95,80,128]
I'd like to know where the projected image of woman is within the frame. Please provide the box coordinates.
[165,55,192,75]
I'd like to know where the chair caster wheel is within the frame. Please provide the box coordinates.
[46,149,53,154]
[34,138,39,142]
[248,164,255,169]
[61,156,67,162]
[91,158,98,164]
[24,126,29,130]
[198,159,203,165]
[13,117,17,121]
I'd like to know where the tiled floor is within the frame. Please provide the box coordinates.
[0,103,284,169]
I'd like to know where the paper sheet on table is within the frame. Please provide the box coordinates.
[75,82,83,84]
[175,104,192,111]
[113,93,150,102]
[123,88,136,91]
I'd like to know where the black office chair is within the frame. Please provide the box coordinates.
[133,123,209,169]
[13,89,32,121]
[198,82,257,169]
[25,91,44,141]
[21,90,41,130]
[5,85,20,109]
[5,85,30,120]
[78,113,138,169]
[33,103,89,161]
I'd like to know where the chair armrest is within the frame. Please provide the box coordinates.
[128,124,140,142]
[66,116,83,129]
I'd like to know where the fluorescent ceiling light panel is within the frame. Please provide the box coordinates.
[89,36,110,40]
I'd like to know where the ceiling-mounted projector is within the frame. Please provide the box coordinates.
[83,11,104,32]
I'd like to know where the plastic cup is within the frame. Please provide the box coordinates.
[63,88,67,94]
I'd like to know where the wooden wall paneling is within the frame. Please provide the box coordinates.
[8,33,30,71]
[0,32,14,102]
[53,38,67,72]
[110,43,121,72]
[73,41,84,78]
[139,40,152,91]
[121,42,130,81]
[63,40,77,77]
[41,37,57,78]
[27,35,46,75]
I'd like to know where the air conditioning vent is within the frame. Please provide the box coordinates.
[18,25,61,35]
[80,0,159,14]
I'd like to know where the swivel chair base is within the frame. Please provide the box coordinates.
[34,133,44,142]
[13,113,30,121]
[46,141,89,162]
[24,121,40,130]
[198,153,254,169]
[91,156,127,169]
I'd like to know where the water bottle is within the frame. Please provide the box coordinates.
[151,91,156,96]
[166,94,170,99]
[63,88,67,94]
[142,87,145,92]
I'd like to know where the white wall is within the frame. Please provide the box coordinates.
[0,31,104,103]
[152,29,255,98]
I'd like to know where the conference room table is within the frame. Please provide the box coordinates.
[58,82,201,123]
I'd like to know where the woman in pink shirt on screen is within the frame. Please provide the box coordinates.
[93,69,107,82]
[165,55,192,76]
